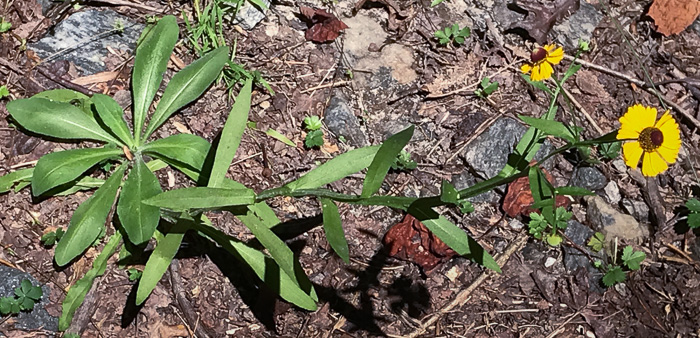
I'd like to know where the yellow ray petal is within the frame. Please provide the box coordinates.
[532,62,553,81]
[616,127,641,140]
[619,104,657,135]
[545,47,564,64]
[521,64,532,74]
[622,142,644,169]
[657,145,680,164]
[642,152,668,177]
[657,112,681,142]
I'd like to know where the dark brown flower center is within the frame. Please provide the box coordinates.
[639,127,663,152]
[530,47,547,63]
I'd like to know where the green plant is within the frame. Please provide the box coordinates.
[41,228,65,247]
[2,16,228,330]
[0,85,9,99]
[527,206,571,246]
[183,0,273,94]
[430,0,448,7]
[127,268,142,281]
[685,198,700,228]
[587,232,605,252]
[434,23,470,46]
[596,240,645,287]
[391,149,417,171]
[304,116,324,148]
[0,279,43,316]
[475,77,498,98]
[0,18,11,33]
[598,141,621,159]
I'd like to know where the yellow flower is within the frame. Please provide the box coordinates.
[617,104,681,177]
[521,44,564,81]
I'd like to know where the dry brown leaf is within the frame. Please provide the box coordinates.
[502,168,570,217]
[299,5,348,43]
[383,214,456,274]
[509,0,580,44]
[648,0,700,36]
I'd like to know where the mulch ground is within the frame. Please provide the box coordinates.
[2,0,700,337]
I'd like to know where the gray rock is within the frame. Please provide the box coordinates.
[29,9,144,75]
[621,199,650,223]
[455,117,554,203]
[570,167,607,191]
[324,96,368,147]
[585,195,649,245]
[552,1,603,50]
[604,181,621,204]
[563,220,604,293]
[0,266,57,332]
[225,0,270,30]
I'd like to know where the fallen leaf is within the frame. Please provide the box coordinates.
[648,0,700,36]
[509,0,580,44]
[299,5,348,43]
[383,214,456,274]
[502,167,570,217]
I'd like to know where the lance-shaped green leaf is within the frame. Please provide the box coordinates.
[192,217,317,310]
[32,147,123,196]
[117,156,162,245]
[59,231,122,331]
[440,180,459,204]
[361,125,414,198]
[0,168,33,194]
[555,186,594,196]
[33,89,89,102]
[519,115,576,143]
[209,78,252,188]
[91,94,134,147]
[132,15,178,145]
[54,176,106,196]
[408,202,500,272]
[142,46,229,141]
[54,164,126,266]
[141,134,211,171]
[136,219,190,305]
[320,198,349,263]
[7,98,120,144]
[283,145,380,192]
[144,187,255,210]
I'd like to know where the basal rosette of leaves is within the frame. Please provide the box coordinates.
[2,15,234,330]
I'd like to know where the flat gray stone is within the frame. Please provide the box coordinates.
[29,9,144,75]
[454,117,555,203]
[0,265,57,332]
[563,220,604,293]
[585,195,649,245]
[604,181,621,204]
[570,167,607,191]
[225,0,270,30]
[324,96,368,147]
[621,199,650,223]
[553,1,603,50]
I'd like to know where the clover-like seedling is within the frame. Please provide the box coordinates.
[475,77,498,98]
[303,116,324,148]
[599,141,621,160]
[41,228,65,247]
[587,232,605,252]
[621,246,645,270]
[602,266,625,287]
[391,149,417,171]
[0,279,43,316]
[686,198,700,228]
[0,85,9,99]
[127,268,143,281]
[434,23,470,46]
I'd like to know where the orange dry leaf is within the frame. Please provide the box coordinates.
[502,168,569,218]
[648,0,700,36]
[383,214,456,274]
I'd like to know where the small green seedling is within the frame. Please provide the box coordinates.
[127,268,142,281]
[474,77,499,98]
[391,149,417,171]
[303,116,324,148]
[528,206,572,246]
[685,198,700,228]
[578,39,590,52]
[430,0,447,6]
[0,85,9,99]
[0,18,11,33]
[41,228,66,247]
[0,279,43,316]
[434,23,470,46]
[587,232,605,252]
[598,141,621,160]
